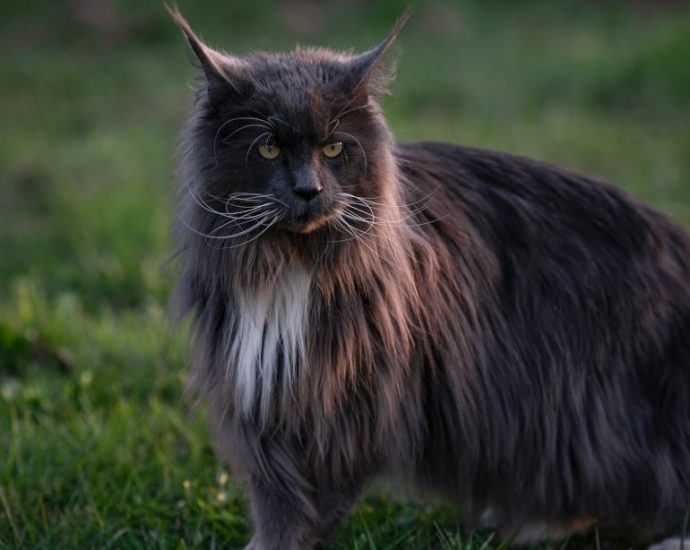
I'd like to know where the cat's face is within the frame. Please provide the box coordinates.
[196,53,391,234]
[173,8,406,240]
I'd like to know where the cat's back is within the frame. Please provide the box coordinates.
[396,140,690,373]
[397,141,690,355]
[397,140,690,278]
[397,139,690,408]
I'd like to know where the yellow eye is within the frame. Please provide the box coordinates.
[321,142,343,158]
[258,143,281,159]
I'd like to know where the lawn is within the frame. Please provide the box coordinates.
[1,0,689,548]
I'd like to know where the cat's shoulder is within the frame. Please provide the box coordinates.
[395,139,636,205]
[394,140,679,241]
[396,140,590,184]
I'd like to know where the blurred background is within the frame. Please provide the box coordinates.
[1,0,689,547]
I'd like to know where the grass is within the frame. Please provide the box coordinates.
[1,0,689,547]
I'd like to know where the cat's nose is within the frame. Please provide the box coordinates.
[293,182,323,201]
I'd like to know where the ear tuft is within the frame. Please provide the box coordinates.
[348,8,410,98]
[166,4,226,79]
[166,4,251,103]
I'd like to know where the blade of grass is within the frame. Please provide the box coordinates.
[0,485,20,544]
[478,532,496,550]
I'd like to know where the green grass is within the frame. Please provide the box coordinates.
[1,0,689,547]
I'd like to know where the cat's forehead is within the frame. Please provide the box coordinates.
[239,49,357,137]
[246,48,352,89]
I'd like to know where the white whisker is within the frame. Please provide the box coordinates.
[338,191,437,211]
[222,202,274,217]
[333,103,369,121]
[267,115,296,132]
[209,210,279,238]
[210,209,277,234]
[245,132,272,166]
[213,117,273,163]
[186,183,233,218]
[184,187,288,247]
[180,211,276,242]
[334,131,367,174]
[225,123,274,140]
[330,191,446,235]
[216,213,283,250]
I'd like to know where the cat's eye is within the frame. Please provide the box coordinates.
[321,142,344,158]
[258,143,281,160]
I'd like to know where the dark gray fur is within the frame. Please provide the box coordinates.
[170,8,690,549]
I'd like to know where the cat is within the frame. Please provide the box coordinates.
[169,7,690,550]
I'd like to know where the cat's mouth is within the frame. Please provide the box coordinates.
[275,204,338,234]
[294,212,340,234]
[281,210,336,234]
[280,197,337,234]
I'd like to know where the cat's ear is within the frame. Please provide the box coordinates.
[167,5,252,103]
[347,9,410,98]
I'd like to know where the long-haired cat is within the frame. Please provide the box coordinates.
[170,8,690,549]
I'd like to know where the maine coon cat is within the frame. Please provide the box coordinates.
[170,8,690,549]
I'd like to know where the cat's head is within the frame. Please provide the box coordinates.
[172,7,407,241]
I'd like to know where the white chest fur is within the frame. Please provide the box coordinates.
[227,264,312,417]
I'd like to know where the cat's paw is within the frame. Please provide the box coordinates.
[648,537,688,550]
[244,537,306,550]
[243,537,265,550]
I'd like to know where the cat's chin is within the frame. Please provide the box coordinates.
[295,219,330,234]
[284,212,338,235]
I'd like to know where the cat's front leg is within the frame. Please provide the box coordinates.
[245,474,315,550]
[245,473,364,550]
[647,538,689,550]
